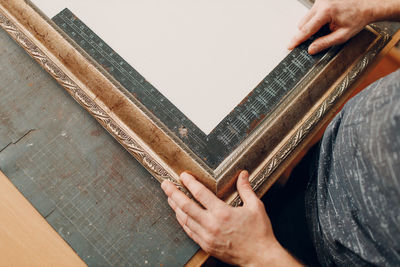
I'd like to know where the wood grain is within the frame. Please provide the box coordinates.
[0,171,86,267]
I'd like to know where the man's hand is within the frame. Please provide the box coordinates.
[161,171,302,266]
[288,0,377,55]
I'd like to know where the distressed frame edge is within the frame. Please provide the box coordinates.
[2,1,400,266]
[0,0,396,202]
[226,26,391,205]
[220,25,390,203]
[0,2,190,192]
[43,4,216,176]
[187,25,400,267]
[0,0,217,194]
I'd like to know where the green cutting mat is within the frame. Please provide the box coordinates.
[0,26,198,266]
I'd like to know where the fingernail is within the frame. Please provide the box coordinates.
[308,45,317,55]
[287,41,294,50]
[161,180,167,190]
[180,172,191,183]
[239,170,249,180]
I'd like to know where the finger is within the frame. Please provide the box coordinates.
[171,199,214,251]
[236,170,258,206]
[308,28,349,54]
[288,11,330,50]
[180,172,224,210]
[182,224,200,244]
[297,5,317,30]
[174,204,210,241]
[161,180,207,223]
[181,224,209,252]
[167,195,178,209]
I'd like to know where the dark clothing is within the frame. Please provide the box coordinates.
[306,70,400,266]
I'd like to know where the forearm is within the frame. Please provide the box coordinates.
[246,241,304,267]
[368,0,400,22]
[259,250,303,267]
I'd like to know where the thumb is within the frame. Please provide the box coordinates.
[236,170,258,205]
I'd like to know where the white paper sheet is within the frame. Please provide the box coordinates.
[33,0,308,134]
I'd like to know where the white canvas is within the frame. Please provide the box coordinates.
[33,0,308,134]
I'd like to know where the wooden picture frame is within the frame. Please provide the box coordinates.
[1,0,399,208]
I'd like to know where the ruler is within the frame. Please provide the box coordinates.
[52,8,337,168]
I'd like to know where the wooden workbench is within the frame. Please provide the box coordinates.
[0,170,85,267]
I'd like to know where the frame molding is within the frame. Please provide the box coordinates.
[1,0,398,206]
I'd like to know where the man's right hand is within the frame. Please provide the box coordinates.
[161,171,302,267]
[288,0,400,55]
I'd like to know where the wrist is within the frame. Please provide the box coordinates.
[360,0,380,25]
[263,243,303,267]
[244,239,303,267]
[366,0,400,23]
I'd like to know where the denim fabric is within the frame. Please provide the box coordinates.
[306,70,400,266]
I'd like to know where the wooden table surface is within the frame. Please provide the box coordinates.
[0,170,85,267]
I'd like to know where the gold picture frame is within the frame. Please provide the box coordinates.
[1,0,399,209]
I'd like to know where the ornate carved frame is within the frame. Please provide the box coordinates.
[1,0,399,208]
